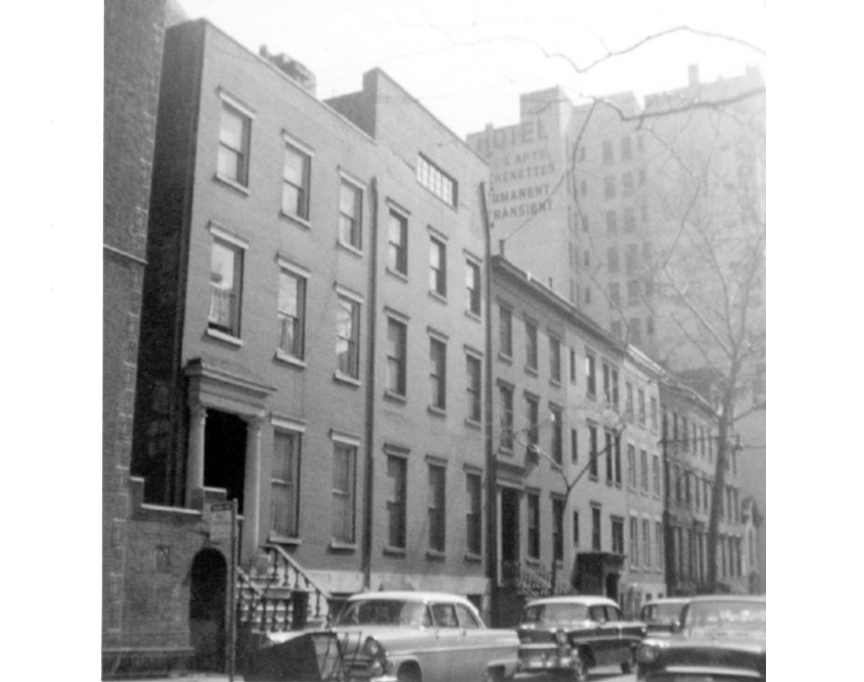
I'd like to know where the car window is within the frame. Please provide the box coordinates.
[431,603,459,628]
[605,606,621,622]
[641,605,656,620]
[399,602,432,627]
[455,604,482,629]
[588,605,607,623]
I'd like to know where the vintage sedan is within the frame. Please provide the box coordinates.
[246,590,519,682]
[515,595,646,681]
[636,595,766,681]
[639,598,691,635]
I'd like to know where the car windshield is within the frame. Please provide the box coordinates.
[522,603,589,625]
[645,603,684,620]
[335,599,431,627]
[683,600,766,634]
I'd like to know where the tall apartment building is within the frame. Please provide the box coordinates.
[490,256,665,625]
[126,18,491,672]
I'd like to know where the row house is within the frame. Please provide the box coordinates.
[489,256,665,625]
[130,18,490,670]
[659,378,749,595]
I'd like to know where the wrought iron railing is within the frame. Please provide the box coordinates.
[501,560,572,596]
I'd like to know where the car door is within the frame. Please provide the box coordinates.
[453,602,489,680]
[603,605,631,664]
[429,601,463,682]
[587,604,619,666]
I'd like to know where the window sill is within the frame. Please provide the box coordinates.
[214,173,251,196]
[334,371,361,387]
[427,405,447,418]
[383,546,407,557]
[524,365,539,377]
[497,352,513,365]
[426,550,446,562]
[526,558,541,567]
[587,394,597,401]
[465,310,482,323]
[385,267,409,283]
[428,290,448,305]
[589,475,599,482]
[464,552,483,564]
[329,541,357,552]
[206,327,243,347]
[549,378,562,388]
[278,210,312,230]
[615,482,623,489]
[498,447,514,457]
[268,532,301,546]
[275,350,307,368]
[464,418,482,431]
[336,240,364,258]
[384,389,407,404]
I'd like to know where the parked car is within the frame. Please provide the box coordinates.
[245,590,520,682]
[515,595,647,681]
[639,598,690,635]
[636,595,766,681]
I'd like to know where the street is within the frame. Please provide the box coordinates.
[515,665,635,682]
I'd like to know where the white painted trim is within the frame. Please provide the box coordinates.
[276,254,311,278]
[338,167,367,191]
[217,87,257,119]
[208,221,249,250]
[427,224,449,241]
[330,429,361,447]
[335,283,365,303]
[270,413,307,432]
[281,130,315,157]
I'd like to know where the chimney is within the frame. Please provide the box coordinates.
[260,45,317,96]
[688,64,700,87]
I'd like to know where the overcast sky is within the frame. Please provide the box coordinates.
[177,0,766,138]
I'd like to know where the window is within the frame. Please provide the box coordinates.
[271,430,301,537]
[332,441,356,543]
[466,355,482,423]
[629,517,639,566]
[527,493,540,559]
[652,455,661,496]
[466,472,482,556]
[643,519,651,567]
[585,286,591,304]
[417,154,457,207]
[499,384,514,451]
[695,475,701,511]
[650,396,658,431]
[592,506,602,551]
[386,318,407,396]
[621,137,632,161]
[388,210,408,275]
[656,521,664,570]
[571,428,578,462]
[525,321,539,371]
[626,244,639,274]
[209,238,243,337]
[602,363,617,406]
[278,267,306,360]
[552,498,564,561]
[429,235,447,296]
[338,179,363,250]
[466,259,481,316]
[428,464,446,552]
[526,394,540,450]
[605,430,614,484]
[625,382,634,421]
[622,172,634,196]
[602,140,614,164]
[588,423,598,478]
[336,294,360,379]
[628,318,642,345]
[604,175,616,199]
[573,511,580,546]
[608,247,620,273]
[614,434,622,486]
[499,305,513,357]
[550,405,563,464]
[282,143,311,219]
[606,210,618,234]
[638,389,646,426]
[429,337,447,410]
[569,348,577,383]
[387,454,407,549]
[612,517,625,555]
[627,444,637,489]
[217,102,250,186]
[682,417,689,451]
[585,352,596,399]
[627,280,641,306]
[549,336,562,382]
[640,450,649,492]
[624,207,636,232]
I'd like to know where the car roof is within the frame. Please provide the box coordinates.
[686,595,765,604]
[347,591,475,605]
[525,596,619,608]
[643,598,690,606]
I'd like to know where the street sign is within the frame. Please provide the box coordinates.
[209,501,234,540]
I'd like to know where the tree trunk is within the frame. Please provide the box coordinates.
[706,384,736,591]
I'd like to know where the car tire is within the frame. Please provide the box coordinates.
[621,649,636,674]
[397,664,422,682]
[483,667,505,682]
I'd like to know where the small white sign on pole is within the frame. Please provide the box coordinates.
[209,502,233,541]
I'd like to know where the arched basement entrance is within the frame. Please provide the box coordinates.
[189,548,227,671]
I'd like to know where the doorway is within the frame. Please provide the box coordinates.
[501,488,520,562]
[204,410,247,513]
[189,549,227,671]
[605,572,620,601]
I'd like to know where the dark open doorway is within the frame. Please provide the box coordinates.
[189,549,227,672]
[204,409,246,513]
[501,488,520,563]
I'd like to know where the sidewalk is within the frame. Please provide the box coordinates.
[119,675,244,682]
